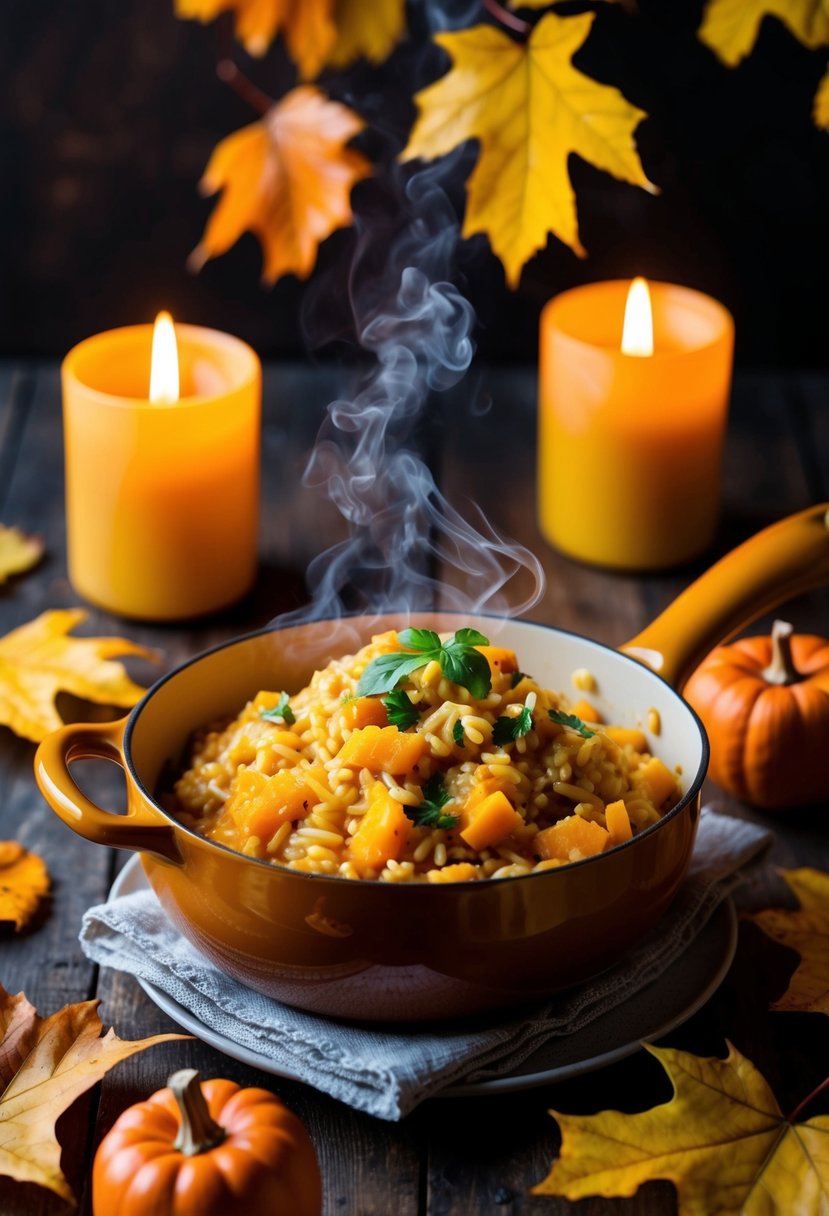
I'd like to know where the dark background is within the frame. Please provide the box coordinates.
[2,0,828,366]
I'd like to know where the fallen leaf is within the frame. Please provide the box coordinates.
[327,0,407,68]
[0,842,49,930]
[699,0,829,66]
[534,1041,829,1215]
[814,64,829,129]
[749,867,829,1016]
[0,608,155,743]
[191,85,371,283]
[0,525,43,584]
[0,983,186,1204]
[175,0,337,78]
[401,13,655,286]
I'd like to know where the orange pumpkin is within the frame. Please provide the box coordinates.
[92,1069,321,1215]
[685,620,829,808]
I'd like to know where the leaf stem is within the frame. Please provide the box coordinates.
[216,16,274,118]
[482,0,531,38]
[787,1074,829,1125]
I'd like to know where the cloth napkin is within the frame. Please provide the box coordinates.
[80,807,770,1121]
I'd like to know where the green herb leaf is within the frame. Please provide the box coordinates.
[548,708,595,738]
[259,692,295,725]
[452,720,465,747]
[405,773,459,830]
[511,670,528,689]
[383,690,420,731]
[492,706,533,746]
[356,627,492,699]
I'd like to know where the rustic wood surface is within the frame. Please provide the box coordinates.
[0,361,826,1215]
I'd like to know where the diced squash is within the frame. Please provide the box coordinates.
[465,774,514,813]
[253,690,290,713]
[475,645,519,677]
[535,814,609,863]
[633,756,678,807]
[348,781,411,869]
[605,799,633,846]
[341,696,389,731]
[460,790,523,851]
[427,862,479,883]
[570,698,603,724]
[227,765,330,840]
[605,726,648,751]
[337,724,428,775]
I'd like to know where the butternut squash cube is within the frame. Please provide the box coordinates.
[227,765,330,840]
[475,645,519,677]
[348,781,411,869]
[605,726,648,751]
[460,790,523,851]
[535,815,609,863]
[340,696,389,731]
[633,756,678,807]
[337,725,427,775]
[570,698,603,724]
[605,798,633,846]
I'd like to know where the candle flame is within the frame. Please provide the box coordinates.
[149,311,180,404]
[621,277,654,357]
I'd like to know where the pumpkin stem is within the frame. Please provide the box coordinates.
[761,620,801,685]
[169,1069,226,1156]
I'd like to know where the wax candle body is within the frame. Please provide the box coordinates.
[538,281,734,570]
[62,324,261,620]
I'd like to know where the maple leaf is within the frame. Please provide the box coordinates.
[175,0,337,79]
[749,867,829,1016]
[0,983,186,1205]
[327,0,407,69]
[0,842,49,930]
[815,64,829,129]
[699,0,829,66]
[401,13,655,286]
[534,1041,829,1215]
[0,608,155,744]
[0,526,43,584]
[191,85,371,283]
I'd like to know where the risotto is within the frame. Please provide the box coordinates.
[165,628,681,883]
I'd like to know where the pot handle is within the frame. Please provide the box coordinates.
[34,718,182,863]
[621,503,829,690]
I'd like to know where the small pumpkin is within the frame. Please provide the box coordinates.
[92,1068,321,1215]
[685,619,829,808]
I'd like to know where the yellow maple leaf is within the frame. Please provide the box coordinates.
[0,983,186,1205]
[175,0,337,78]
[815,64,829,128]
[327,0,407,68]
[401,13,655,286]
[534,1041,829,1215]
[0,525,43,584]
[0,842,49,931]
[0,608,155,744]
[191,85,371,283]
[749,867,829,1016]
[699,0,829,66]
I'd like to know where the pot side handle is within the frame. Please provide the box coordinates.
[34,718,182,863]
[621,504,829,690]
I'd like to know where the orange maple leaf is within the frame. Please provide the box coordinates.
[191,85,371,283]
[0,608,156,743]
[175,0,336,78]
[0,842,49,930]
[401,13,655,286]
[0,984,186,1205]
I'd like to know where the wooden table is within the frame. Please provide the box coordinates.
[0,361,827,1215]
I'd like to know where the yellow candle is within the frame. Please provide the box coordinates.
[538,279,734,570]
[62,316,261,620]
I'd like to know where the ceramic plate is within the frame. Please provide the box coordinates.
[110,856,737,1097]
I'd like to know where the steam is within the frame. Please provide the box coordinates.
[278,154,544,626]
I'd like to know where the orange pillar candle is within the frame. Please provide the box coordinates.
[538,279,734,570]
[62,316,261,620]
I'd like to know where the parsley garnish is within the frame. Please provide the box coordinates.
[383,689,420,731]
[356,627,492,699]
[405,773,459,829]
[511,670,528,689]
[259,692,295,726]
[452,720,465,747]
[548,708,595,738]
[492,706,533,746]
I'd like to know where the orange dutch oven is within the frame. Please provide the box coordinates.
[35,506,829,1021]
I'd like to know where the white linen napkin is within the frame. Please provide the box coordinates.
[80,807,770,1120]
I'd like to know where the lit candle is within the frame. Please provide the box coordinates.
[538,279,734,570]
[62,315,261,620]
